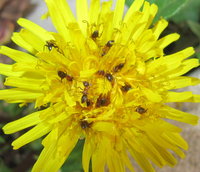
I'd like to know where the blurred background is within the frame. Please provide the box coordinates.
[0,0,199,171]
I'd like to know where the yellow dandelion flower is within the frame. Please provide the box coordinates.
[0,0,200,171]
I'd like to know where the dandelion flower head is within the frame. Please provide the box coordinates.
[0,0,200,171]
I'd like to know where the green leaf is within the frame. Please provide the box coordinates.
[196,50,200,62]
[125,0,134,6]
[187,20,200,40]
[171,0,200,23]
[0,160,11,172]
[197,52,200,58]
[0,136,5,144]
[61,140,84,172]
[125,0,188,22]
[0,102,25,117]
[29,138,43,151]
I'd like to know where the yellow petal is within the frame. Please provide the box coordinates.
[140,1,152,29]
[12,61,38,72]
[56,0,76,23]
[11,32,36,54]
[92,142,106,172]
[32,141,57,172]
[107,150,125,172]
[146,47,195,74]
[124,0,145,23]
[186,94,200,102]
[113,0,125,29]
[141,87,162,102]
[162,105,198,125]
[64,90,76,107]
[80,68,96,78]
[67,23,86,52]
[128,145,155,172]
[165,91,193,102]
[137,137,165,167]
[3,111,41,134]
[12,122,52,149]
[164,132,188,150]
[17,18,54,41]
[146,3,158,28]
[76,0,88,35]
[120,12,142,44]
[48,112,69,124]
[17,29,45,52]
[89,0,100,24]
[82,138,93,172]
[144,127,184,158]
[169,59,199,78]
[0,46,36,62]
[4,77,48,91]
[98,1,113,42]
[151,143,177,167]
[153,19,168,39]
[163,76,200,89]
[42,131,79,172]
[41,127,58,146]
[45,0,71,41]
[0,63,22,77]
[121,151,136,172]
[0,88,43,102]
[157,33,180,49]
[167,47,195,62]
[92,121,115,134]
[142,119,182,134]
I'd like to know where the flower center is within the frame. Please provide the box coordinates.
[39,27,150,129]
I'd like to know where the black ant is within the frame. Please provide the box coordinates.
[105,73,113,82]
[81,81,92,107]
[96,70,114,84]
[113,63,125,73]
[58,71,66,80]
[83,81,90,87]
[96,70,105,76]
[106,40,114,48]
[80,120,92,129]
[57,71,73,81]
[96,94,110,108]
[136,106,147,114]
[91,30,99,40]
[101,40,114,56]
[45,40,63,54]
[45,40,58,51]
[121,83,132,92]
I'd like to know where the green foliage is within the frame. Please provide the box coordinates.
[29,138,43,151]
[0,160,11,172]
[0,102,24,118]
[125,0,134,6]
[61,140,84,172]
[0,136,6,144]
[187,21,200,40]
[195,45,200,62]
[171,0,200,23]
[125,0,188,22]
